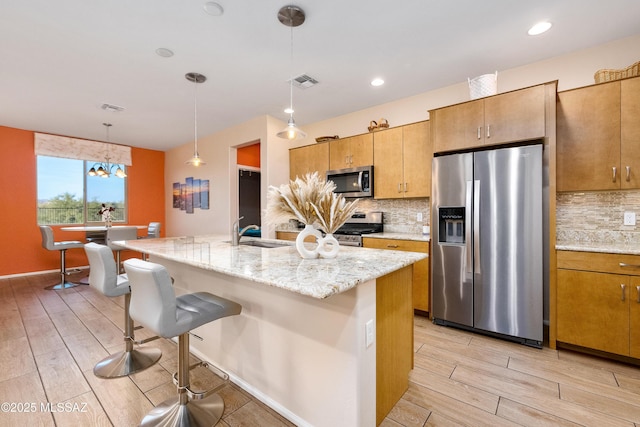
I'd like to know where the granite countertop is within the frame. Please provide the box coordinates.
[556,242,640,256]
[117,235,427,299]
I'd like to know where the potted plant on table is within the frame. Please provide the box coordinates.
[97,204,115,227]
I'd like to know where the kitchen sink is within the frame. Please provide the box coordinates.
[238,240,290,249]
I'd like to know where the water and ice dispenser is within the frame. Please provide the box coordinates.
[438,207,465,244]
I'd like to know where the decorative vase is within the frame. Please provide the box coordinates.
[295,224,323,259]
[316,233,340,259]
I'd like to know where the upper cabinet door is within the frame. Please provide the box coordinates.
[373,127,404,199]
[329,133,373,170]
[349,133,374,168]
[432,100,484,153]
[621,77,640,189]
[329,138,351,170]
[289,142,329,181]
[402,121,431,198]
[483,85,546,145]
[557,82,621,191]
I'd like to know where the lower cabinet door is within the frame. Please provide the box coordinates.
[630,277,640,359]
[557,269,629,356]
[363,238,429,313]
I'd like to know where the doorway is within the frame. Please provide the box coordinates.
[237,142,261,231]
[238,168,261,228]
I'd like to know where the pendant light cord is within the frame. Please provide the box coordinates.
[289,19,294,117]
[193,78,199,155]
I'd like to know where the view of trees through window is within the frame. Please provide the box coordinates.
[37,156,127,225]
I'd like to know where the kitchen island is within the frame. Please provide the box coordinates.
[117,235,427,427]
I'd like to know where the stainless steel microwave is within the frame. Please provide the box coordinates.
[326,165,373,198]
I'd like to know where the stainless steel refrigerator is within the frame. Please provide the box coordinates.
[431,144,543,347]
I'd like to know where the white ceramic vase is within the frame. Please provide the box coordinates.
[316,233,340,259]
[295,224,323,259]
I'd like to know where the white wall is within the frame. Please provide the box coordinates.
[165,33,640,236]
[165,115,290,238]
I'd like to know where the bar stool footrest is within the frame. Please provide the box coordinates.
[171,361,229,400]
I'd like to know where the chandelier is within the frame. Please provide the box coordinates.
[87,123,127,178]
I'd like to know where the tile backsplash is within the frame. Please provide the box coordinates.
[276,197,430,234]
[356,197,430,234]
[557,191,640,245]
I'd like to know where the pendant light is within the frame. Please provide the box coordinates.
[87,123,127,178]
[185,72,207,166]
[276,5,307,141]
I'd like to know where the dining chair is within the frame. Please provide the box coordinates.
[146,222,161,238]
[106,226,138,273]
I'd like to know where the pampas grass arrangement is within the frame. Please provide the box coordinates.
[266,172,359,234]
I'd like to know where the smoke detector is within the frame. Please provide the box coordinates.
[100,103,125,113]
[289,74,318,89]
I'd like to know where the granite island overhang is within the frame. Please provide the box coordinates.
[116,235,427,427]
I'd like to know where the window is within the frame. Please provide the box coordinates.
[37,155,127,225]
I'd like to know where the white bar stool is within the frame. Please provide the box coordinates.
[84,243,162,378]
[124,258,242,427]
[39,225,84,290]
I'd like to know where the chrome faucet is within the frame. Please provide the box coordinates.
[232,216,259,246]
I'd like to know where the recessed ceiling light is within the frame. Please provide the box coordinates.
[371,78,385,87]
[284,107,294,114]
[203,1,224,16]
[528,21,552,36]
[155,48,174,58]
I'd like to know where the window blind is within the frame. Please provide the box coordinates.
[34,132,132,166]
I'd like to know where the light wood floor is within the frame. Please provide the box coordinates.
[2,272,640,427]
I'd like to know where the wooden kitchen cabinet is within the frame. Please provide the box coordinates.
[431,84,546,154]
[556,81,621,191]
[363,237,430,313]
[329,133,373,170]
[621,77,640,190]
[374,121,431,199]
[557,76,640,191]
[557,250,640,359]
[289,142,329,181]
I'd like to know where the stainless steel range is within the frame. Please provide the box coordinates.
[333,212,383,247]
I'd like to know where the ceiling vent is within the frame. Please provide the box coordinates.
[100,103,125,113]
[289,74,318,89]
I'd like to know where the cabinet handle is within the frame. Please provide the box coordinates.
[345,155,349,165]
[477,127,482,140]
[626,166,631,182]
[397,183,402,193]
[404,182,408,192]
[619,262,640,268]
[486,125,491,138]
[350,155,353,164]
[612,166,617,182]
[621,284,626,301]
[637,286,640,303]
[386,244,399,248]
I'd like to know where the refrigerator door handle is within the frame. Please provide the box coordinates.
[474,180,481,274]
[465,180,473,274]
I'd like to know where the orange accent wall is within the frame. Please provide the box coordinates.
[237,143,260,168]
[0,125,165,277]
